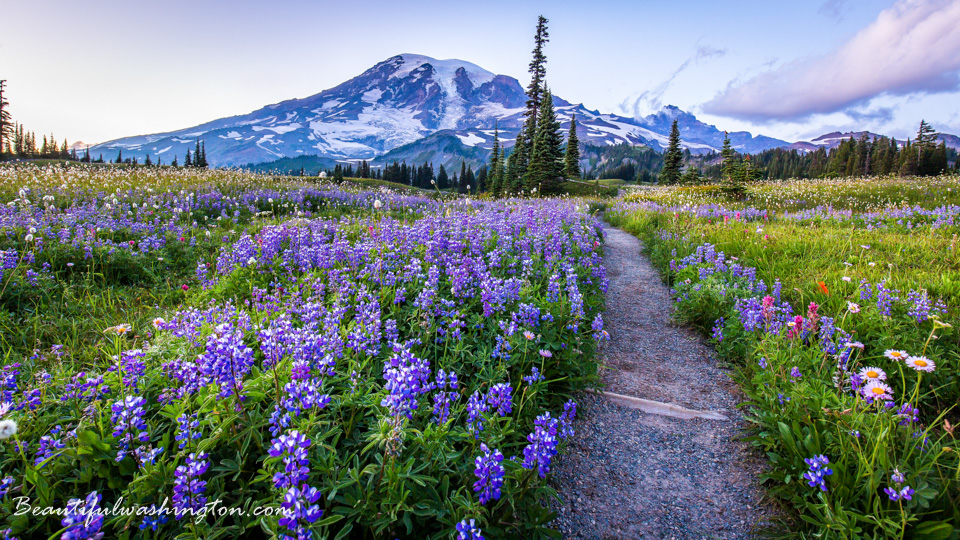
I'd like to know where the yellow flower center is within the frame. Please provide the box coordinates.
[872,387,885,395]
[866,371,879,378]
[892,352,904,358]
[914,360,927,367]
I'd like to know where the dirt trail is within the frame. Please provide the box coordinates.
[551,225,771,539]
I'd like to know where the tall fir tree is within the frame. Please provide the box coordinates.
[476,165,486,194]
[518,16,550,177]
[661,119,683,184]
[720,132,738,181]
[506,131,528,194]
[436,164,449,189]
[526,89,564,194]
[563,113,581,179]
[488,124,502,196]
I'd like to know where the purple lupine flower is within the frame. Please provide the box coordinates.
[522,412,560,478]
[173,452,210,520]
[61,491,105,540]
[559,400,577,440]
[175,414,202,450]
[896,403,919,426]
[875,280,898,317]
[859,279,873,302]
[803,454,833,492]
[473,444,505,504]
[281,379,331,417]
[758,357,767,369]
[523,367,544,384]
[456,519,485,540]
[268,431,311,489]
[711,317,724,342]
[790,367,802,379]
[139,504,169,532]
[110,395,150,462]
[34,425,67,468]
[111,349,147,392]
[885,482,915,501]
[591,313,609,342]
[380,343,432,418]
[278,484,323,540]
[486,383,513,417]
[0,477,14,498]
[269,405,293,437]
[466,391,489,437]
[61,372,110,402]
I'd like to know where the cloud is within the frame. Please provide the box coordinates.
[844,105,897,124]
[818,0,853,20]
[702,0,960,122]
[620,44,726,118]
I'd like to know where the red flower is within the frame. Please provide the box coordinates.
[817,281,829,295]
[181,284,190,291]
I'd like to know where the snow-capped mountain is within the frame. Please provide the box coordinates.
[788,131,960,152]
[87,54,789,167]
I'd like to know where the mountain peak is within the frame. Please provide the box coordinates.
[86,54,791,167]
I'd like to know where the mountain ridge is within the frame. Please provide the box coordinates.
[85,54,957,169]
[85,54,789,167]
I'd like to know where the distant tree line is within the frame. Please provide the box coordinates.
[326,159,488,194]
[1,79,78,161]
[588,119,958,184]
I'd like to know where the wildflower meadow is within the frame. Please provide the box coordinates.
[0,165,607,539]
[609,175,960,538]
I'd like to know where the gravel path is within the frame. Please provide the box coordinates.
[551,224,770,539]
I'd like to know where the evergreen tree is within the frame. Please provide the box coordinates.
[505,132,528,194]
[720,132,737,180]
[334,164,344,182]
[145,153,152,166]
[526,89,564,194]
[459,161,468,193]
[563,113,581,179]
[899,139,918,176]
[194,140,202,168]
[200,141,208,168]
[115,149,123,164]
[661,119,683,184]
[488,124,502,196]
[436,165,449,189]
[171,155,178,167]
[518,16,550,178]
[680,166,701,185]
[476,165,486,194]
[185,149,192,167]
[0,81,12,160]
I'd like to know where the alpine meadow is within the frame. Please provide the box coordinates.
[2,2,960,539]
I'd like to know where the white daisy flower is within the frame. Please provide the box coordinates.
[847,302,860,313]
[905,356,935,373]
[884,350,909,362]
[858,366,886,380]
[862,380,894,401]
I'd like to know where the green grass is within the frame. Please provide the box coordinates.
[607,175,960,538]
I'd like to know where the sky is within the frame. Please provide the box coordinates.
[4,0,960,146]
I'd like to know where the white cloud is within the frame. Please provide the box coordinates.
[703,0,960,121]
